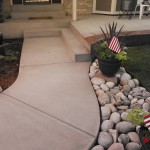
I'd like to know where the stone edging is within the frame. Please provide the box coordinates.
[89,59,150,150]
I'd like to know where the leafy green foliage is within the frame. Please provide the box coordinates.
[95,22,128,61]
[126,108,149,126]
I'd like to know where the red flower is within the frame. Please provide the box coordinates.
[143,137,150,144]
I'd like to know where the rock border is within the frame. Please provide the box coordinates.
[90,59,150,150]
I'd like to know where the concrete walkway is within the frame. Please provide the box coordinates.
[0,37,100,150]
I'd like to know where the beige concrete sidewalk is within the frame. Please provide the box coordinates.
[0,37,100,150]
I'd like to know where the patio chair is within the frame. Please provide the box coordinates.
[118,0,137,19]
[133,0,145,16]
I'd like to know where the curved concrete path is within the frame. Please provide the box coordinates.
[0,37,100,150]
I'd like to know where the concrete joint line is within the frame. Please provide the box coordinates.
[3,93,96,138]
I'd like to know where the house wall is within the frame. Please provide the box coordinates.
[2,0,93,17]
[63,0,93,15]
[2,0,11,17]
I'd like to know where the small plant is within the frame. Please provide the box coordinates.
[126,107,149,126]
[95,22,128,61]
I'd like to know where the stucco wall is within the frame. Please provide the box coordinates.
[64,0,93,15]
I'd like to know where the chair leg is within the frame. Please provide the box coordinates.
[134,5,138,16]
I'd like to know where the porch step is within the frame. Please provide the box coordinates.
[24,28,61,38]
[61,28,91,62]
[11,11,66,19]
[12,4,64,12]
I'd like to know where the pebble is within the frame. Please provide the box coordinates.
[110,89,120,95]
[127,80,135,89]
[109,129,118,143]
[96,89,104,96]
[91,145,104,150]
[125,142,141,150]
[133,79,139,86]
[128,95,133,100]
[93,85,100,90]
[121,73,131,81]
[98,93,110,106]
[131,98,138,104]
[91,77,105,85]
[118,134,130,145]
[100,84,109,91]
[110,112,121,124]
[98,131,113,149]
[101,106,111,120]
[127,132,140,144]
[122,85,131,93]
[146,97,150,103]
[137,99,144,105]
[105,104,117,112]
[121,112,128,121]
[117,106,128,110]
[142,103,150,112]
[108,143,124,150]
[115,121,135,134]
[101,120,114,132]
[0,87,2,93]
[106,82,115,89]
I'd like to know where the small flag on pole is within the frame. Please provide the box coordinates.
[108,36,121,53]
[144,114,150,130]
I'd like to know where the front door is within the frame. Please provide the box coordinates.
[13,0,22,4]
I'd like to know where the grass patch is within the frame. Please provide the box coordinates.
[123,45,150,91]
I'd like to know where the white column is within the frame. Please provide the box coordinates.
[72,0,77,21]
[111,0,117,14]
[61,0,63,4]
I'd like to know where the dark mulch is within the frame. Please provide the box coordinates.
[0,38,23,91]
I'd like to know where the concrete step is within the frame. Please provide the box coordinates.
[61,28,91,62]
[0,19,70,38]
[11,11,66,19]
[24,28,61,38]
[12,4,64,12]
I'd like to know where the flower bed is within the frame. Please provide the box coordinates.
[90,59,150,150]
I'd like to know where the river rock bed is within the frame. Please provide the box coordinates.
[90,59,150,150]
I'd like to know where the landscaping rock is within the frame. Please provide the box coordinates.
[117,106,128,110]
[108,143,124,150]
[122,85,131,93]
[0,86,2,93]
[101,120,114,131]
[133,79,139,86]
[96,89,104,96]
[109,129,118,143]
[115,121,135,134]
[127,80,135,89]
[101,106,111,120]
[142,103,150,112]
[91,145,104,150]
[125,142,141,150]
[91,77,105,85]
[105,104,117,112]
[98,93,110,106]
[93,85,100,90]
[118,134,130,145]
[127,132,140,144]
[110,112,121,124]
[100,84,109,91]
[121,112,128,121]
[106,82,115,88]
[98,131,113,149]
[137,99,144,105]
[110,89,120,95]
[121,73,131,81]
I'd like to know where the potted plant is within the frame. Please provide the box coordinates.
[95,22,128,77]
[126,107,150,150]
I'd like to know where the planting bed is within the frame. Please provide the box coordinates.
[0,38,23,91]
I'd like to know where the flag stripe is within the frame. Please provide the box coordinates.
[144,118,150,123]
[108,36,121,53]
[144,114,150,119]
[144,114,150,130]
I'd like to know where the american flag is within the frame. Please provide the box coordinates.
[108,36,121,53]
[144,114,150,130]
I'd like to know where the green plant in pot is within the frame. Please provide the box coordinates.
[95,22,128,77]
[126,107,150,150]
